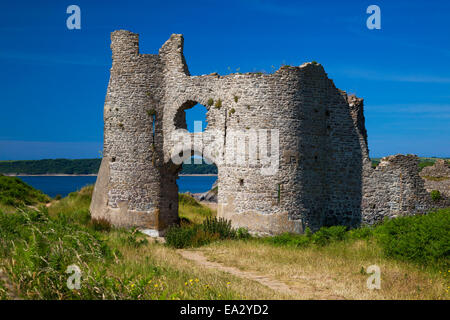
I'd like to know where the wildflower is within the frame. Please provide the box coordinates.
[195,278,199,282]
[185,282,188,286]
[154,284,158,288]
[226,281,231,286]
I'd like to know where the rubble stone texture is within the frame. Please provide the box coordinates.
[420,159,450,197]
[91,30,439,235]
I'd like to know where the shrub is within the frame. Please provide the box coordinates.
[236,227,250,240]
[165,224,202,249]
[310,225,348,246]
[201,217,234,239]
[375,209,450,269]
[430,190,442,201]
[165,217,238,248]
[207,98,214,106]
[348,225,374,240]
[214,99,222,109]
[234,96,239,103]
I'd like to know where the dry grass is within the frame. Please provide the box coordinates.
[105,232,291,300]
[200,240,450,300]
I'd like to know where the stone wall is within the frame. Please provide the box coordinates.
[91,30,440,236]
[361,155,432,224]
[420,159,450,197]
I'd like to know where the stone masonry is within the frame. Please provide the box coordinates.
[91,30,438,236]
[420,159,450,198]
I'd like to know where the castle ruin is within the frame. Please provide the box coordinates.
[91,30,435,236]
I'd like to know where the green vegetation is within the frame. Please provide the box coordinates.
[0,159,102,175]
[207,98,214,106]
[229,108,236,116]
[180,158,217,174]
[0,158,218,175]
[0,176,450,299]
[254,208,450,271]
[0,178,448,300]
[234,96,239,103]
[0,175,49,211]
[0,185,255,300]
[214,99,222,109]
[165,217,249,249]
[430,190,442,201]
[375,209,449,269]
[178,193,214,224]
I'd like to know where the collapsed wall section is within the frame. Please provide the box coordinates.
[362,154,432,224]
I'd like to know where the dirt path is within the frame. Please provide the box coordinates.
[178,250,344,299]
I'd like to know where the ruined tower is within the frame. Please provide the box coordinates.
[91,30,434,236]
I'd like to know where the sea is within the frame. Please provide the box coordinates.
[17,175,217,198]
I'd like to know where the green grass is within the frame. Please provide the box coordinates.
[178,193,214,224]
[0,185,253,300]
[0,180,448,300]
[0,175,50,211]
[253,209,450,272]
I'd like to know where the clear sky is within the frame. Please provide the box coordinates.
[0,0,449,160]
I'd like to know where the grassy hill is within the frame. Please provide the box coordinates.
[0,175,50,212]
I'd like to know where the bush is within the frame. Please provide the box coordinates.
[430,190,442,201]
[375,209,450,269]
[165,225,205,249]
[347,225,374,240]
[201,217,234,239]
[310,225,348,246]
[165,217,240,248]
[236,227,250,240]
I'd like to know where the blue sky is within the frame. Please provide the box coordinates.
[0,0,449,160]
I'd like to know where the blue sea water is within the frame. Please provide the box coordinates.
[17,175,217,198]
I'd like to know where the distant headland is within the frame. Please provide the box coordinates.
[0,158,218,176]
